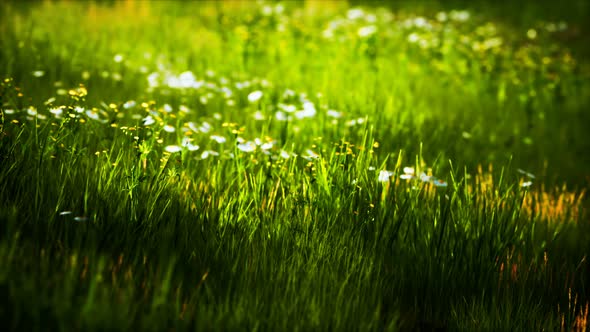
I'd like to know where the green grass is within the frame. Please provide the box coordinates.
[1,1,589,331]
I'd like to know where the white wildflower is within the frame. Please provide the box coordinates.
[358,25,377,38]
[248,90,263,103]
[210,135,226,143]
[378,170,394,182]
[164,145,182,153]
[237,141,256,152]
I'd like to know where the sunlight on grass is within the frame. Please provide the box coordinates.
[1,0,589,330]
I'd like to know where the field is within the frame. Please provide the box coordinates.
[1,0,589,330]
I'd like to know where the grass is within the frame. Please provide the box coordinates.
[0,0,589,330]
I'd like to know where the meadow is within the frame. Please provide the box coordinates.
[0,0,589,330]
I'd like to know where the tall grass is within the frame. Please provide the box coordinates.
[1,1,589,330]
